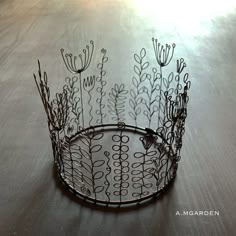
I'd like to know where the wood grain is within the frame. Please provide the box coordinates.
[1,0,236,235]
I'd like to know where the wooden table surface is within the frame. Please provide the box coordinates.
[1,0,236,235]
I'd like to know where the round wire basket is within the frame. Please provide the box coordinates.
[34,38,191,206]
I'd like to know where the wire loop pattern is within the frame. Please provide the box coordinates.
[34,38,191,206]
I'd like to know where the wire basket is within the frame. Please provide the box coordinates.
[34,38,191,206]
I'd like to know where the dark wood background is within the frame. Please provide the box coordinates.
[1,0,236,235]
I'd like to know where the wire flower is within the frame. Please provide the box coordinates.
[83,75,96,126]
[140,134,155,150]
[61,40,94,74]
[83,75,95,92]
[152,38,175,67]
[34,60,69,131]
[177,58,186,74]
[49,90,69,131]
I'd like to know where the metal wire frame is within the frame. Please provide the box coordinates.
[33,38,191,206]
[58,123,178,205]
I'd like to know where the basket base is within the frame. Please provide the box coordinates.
[56,123,178,206]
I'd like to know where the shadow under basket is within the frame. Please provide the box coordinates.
[34,38,191,206]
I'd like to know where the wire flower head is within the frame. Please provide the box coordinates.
[177,58,186,74]
[152,38,176,67]
[61,40,94,74]
[83,75,96,92]
[140,134,156,150]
